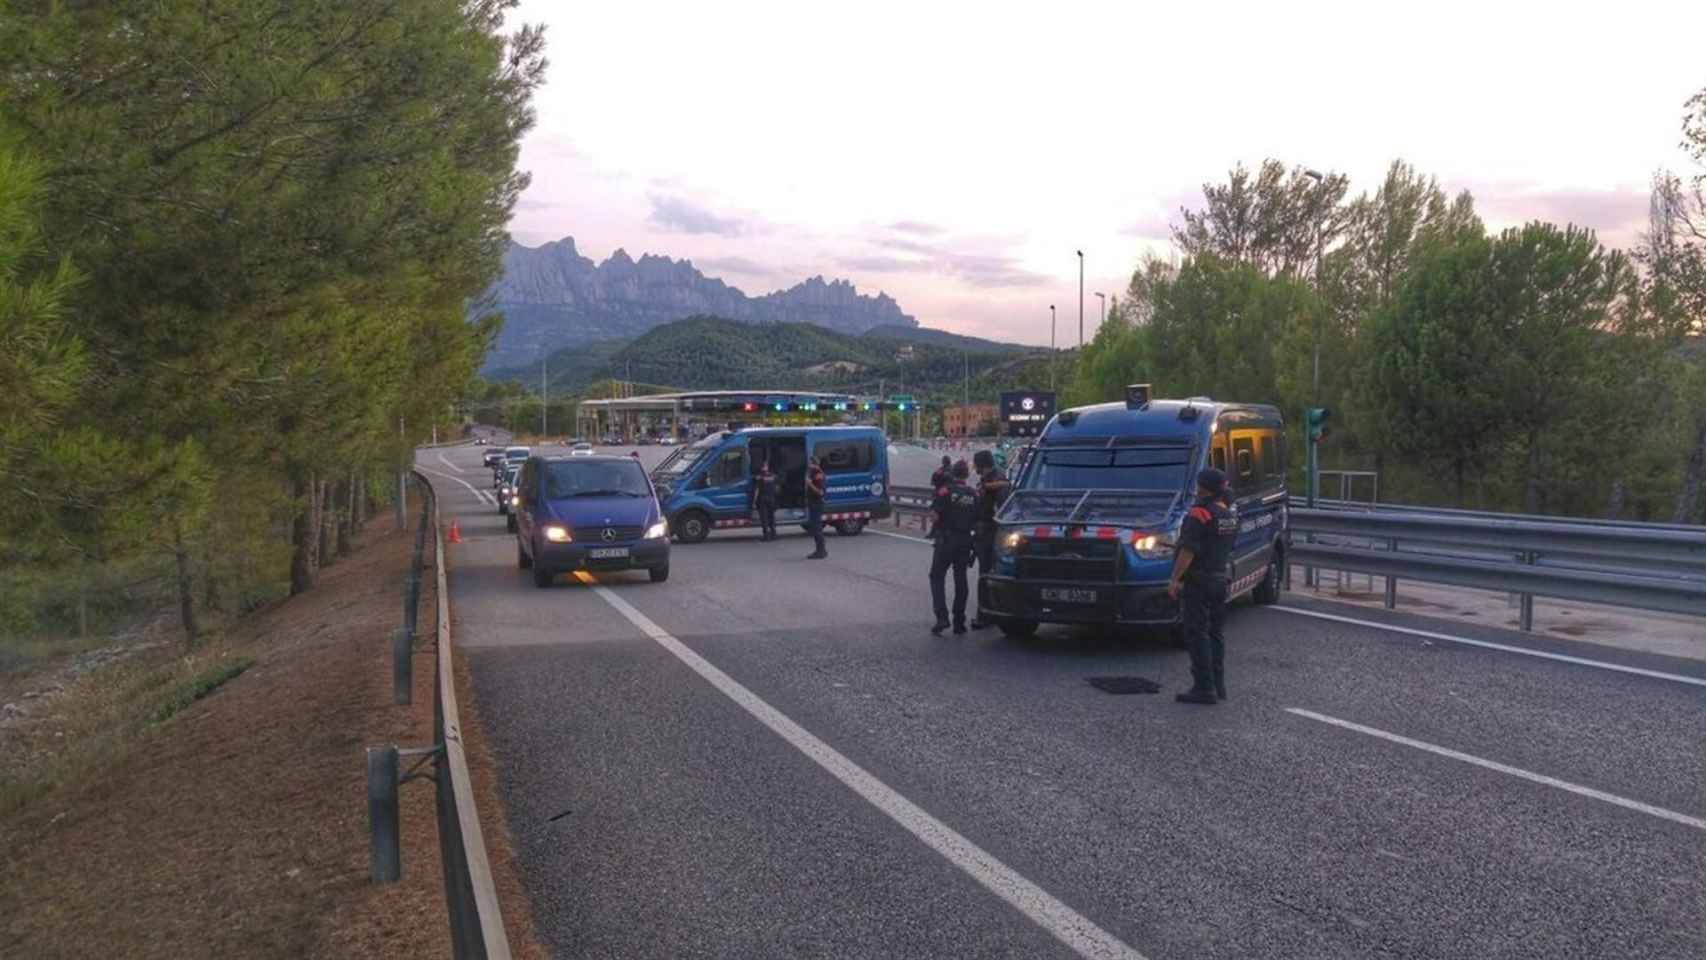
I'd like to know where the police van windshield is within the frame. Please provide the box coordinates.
[654,435,720,478]
[544,460,652,498]
[1029,447,1194,493]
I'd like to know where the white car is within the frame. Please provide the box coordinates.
[569,442,595,456]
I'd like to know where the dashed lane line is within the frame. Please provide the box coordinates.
[577,572,1149,960]
[1286,708,1706,832]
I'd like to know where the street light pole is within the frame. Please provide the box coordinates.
[1049,304,1057,390]
[541,353,548,438]
[1076,250,1084,349]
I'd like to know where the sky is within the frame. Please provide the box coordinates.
[502,0,1706,346]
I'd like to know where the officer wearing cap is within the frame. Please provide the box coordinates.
[929,460,977,635]
[968,449,1010,630]
[1168,467,1237,703]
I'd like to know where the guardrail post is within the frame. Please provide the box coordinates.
[393,627,413,705]
[1518,550,1536,631]
[1384,537,1398,609]
[367,745,401,883]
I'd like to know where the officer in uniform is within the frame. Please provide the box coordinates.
[930,455,952,489]
[751,459,780,541]
[1168,468,1237,703]
[967,449,1010,630]
[929,461,978,635]
[804,456,828,559]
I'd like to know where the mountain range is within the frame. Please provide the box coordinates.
[479,237,917,370]
[486,316,1058,403]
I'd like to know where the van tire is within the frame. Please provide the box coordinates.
[674,510,710,544]
[532,559,553,588]
[998,619,1038,639]
[649,565,670,583]
[833,519,866,536]
[1252,552,1281,605]
[517,539,533,569]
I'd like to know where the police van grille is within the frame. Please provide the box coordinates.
[1016,539,1119,583]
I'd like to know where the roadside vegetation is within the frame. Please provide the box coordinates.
[1067,96,1706,520]
[0,1,546,656]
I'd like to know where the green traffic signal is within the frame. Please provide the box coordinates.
[1306,406,1332,443]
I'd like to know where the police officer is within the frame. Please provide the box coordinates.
[930,455,952,489]
[804,455,828,559]
[929,460,977,635]
[751,459,780,541]
[967,449,1010,630]
[1168,468,1237,704]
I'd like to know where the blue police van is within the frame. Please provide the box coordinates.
[649,426,892,543]
[978,385,1287,637]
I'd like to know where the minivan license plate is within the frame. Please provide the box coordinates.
[1040,587,1098,604]
[589,547,629,559]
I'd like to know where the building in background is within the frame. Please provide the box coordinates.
[942,403,997,438]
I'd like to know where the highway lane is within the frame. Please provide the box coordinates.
[424,443,1706,960]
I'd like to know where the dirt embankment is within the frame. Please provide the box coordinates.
[0,507,544,959]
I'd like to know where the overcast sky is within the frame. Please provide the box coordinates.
[503,0,1705,345]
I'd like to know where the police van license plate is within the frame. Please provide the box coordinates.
[589,547,629,559]
[1041,587,1099,604]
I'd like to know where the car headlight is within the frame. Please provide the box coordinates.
[544,525,570,542]
[1132,533,1174,560]
[644,521,668,540]
[997,531,1024,555]
[510,496,519,506]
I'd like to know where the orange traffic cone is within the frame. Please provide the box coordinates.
[447,520,462,544]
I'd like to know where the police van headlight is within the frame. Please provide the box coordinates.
[1131,533,1173,560]
[544,525,571,542]
[644,521,669,540]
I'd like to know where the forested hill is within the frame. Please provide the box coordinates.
[489,315,1055,401]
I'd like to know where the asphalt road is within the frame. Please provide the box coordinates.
[421,442,1706,960]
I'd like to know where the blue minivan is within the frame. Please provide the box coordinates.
[649,426,892,543]
[978,386,1287,637]
[514,454,671,587]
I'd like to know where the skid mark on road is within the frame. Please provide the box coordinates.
[578,571,1149,960]
[1287,708,1706,832]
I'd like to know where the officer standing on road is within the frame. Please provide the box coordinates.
[930,455,952,489]
[967,449,1010,630]
[805,455,828,559]
[751,459,780,541]
[1168,468,1237,703]
[928,460,978,635]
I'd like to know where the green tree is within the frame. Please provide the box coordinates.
[1361,235,1510,505]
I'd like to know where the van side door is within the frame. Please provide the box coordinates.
[811,435,878,512]
[1226,427,1284,593]
[701,446,750,519]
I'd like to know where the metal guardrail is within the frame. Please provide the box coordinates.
[1290,507,1706,627]
[367,473,512,959]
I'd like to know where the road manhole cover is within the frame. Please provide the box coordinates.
[1086,676,1161,695]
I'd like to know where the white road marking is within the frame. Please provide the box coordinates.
[417,465,495,507]
[1285,708,1706,832]
[869,528,933,545]
[436,448,464,474]
[578,572,1148,960]
[1272,605,1706,689]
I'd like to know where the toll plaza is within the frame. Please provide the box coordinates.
[575,390,923,442]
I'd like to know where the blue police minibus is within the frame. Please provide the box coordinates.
[649,426,892,543]
[978,385,1287,638]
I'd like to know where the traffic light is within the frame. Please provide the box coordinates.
[1307,407,1332,444]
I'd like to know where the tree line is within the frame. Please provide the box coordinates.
[0,1,545,642]
[1070,97,1706,521]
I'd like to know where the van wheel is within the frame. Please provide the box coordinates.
[1252,554,1281,605]
[517,539,532,569]
[998,619,1038,639]
[532,559,553,588]
[674,511,710,544]
[833,519,866,536]
[649,565,670,583]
